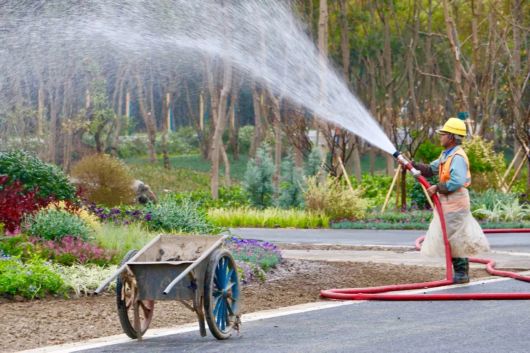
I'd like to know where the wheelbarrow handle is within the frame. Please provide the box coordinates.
[162,234,230,295]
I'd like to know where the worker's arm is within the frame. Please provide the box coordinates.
[412,159,439,178]
[436,155,468,194]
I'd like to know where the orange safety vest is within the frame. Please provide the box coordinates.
[438,147,471,188]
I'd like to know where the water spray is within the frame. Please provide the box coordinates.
[321,151,530,301]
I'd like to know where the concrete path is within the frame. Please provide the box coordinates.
[230,228,530,253]
[232,228,530,269]
[73,278,530,353]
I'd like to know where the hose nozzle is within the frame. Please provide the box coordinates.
[393,151,421,177]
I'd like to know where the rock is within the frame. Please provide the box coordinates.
[132,179,157,204]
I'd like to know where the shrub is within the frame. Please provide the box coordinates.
[207,207,329,228]
[116,135,149,159]
[47,201,102,232]
[278,153,305,209]
[0,150,76,200]
[32,236,113,266]
[0,176,51,233]
[415,140,443,163]
[305,176,368,221]
[144,198,219,234]
[351,174,393,208]
[71,154,135,207]
[243,144,274,208]
[226,237,282,273]
[156,127,199,155]
[0,257,65,299]
[238,125,255,155]
[27,209,93,241]
[463,136,505,191]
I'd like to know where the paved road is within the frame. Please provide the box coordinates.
[79,279,530,353]
[231,228,530,253]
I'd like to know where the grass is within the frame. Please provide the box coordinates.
[129,163,210,195]
[92,223,158,261]
[207,207,329,228]
[126,154,250,182]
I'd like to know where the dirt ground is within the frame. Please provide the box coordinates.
[0,258,493,353]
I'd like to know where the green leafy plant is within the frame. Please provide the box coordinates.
[26,209,93,241]
[0,236,37,260]
[243,144,274,208]
[0,256,65,299]
[470,189,519,212]
[173,186,250,210]
[0,150,76,200]
[473,200,530,222]
[71,154,135,207]
[93,223,157,261]
[145,198,219,234]
[305,176,368,221]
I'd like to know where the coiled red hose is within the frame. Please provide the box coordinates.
[320,174,530,301]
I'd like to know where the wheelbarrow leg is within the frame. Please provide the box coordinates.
[194,293,207,337]
[133,300,143,341]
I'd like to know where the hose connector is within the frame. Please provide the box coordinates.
[393,151,421,178]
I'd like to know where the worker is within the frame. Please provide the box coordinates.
[412,117,490,283]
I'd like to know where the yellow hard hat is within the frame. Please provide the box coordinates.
[437,117,467,137]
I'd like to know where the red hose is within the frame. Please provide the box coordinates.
[320,174,530,301]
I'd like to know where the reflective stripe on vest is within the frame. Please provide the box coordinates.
[438,147,471,188]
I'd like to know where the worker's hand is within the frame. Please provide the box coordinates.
[427,185,438,197]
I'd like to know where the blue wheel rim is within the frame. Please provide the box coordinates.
[212,255,239,333]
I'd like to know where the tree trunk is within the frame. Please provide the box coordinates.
[37,84,45,138]
[250,83,263,157]
[228,85,239,160]
[161,92,171,170]
[210,61,233,199]
[134,73,157,163]
[271,95,282,193]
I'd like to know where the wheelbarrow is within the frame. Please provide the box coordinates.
[95,234,241,340]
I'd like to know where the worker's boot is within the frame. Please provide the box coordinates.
[452,257,470,284]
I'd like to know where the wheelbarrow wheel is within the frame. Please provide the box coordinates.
[116,249,155,339]
[204,248,240,340]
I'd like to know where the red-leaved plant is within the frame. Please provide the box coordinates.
[0,175,53,233]
[31,236,114,266]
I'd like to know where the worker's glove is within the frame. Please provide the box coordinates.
[411,161,434,178]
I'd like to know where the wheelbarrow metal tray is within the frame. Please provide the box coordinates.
[128,261,206,300]
[125,234,224,300]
